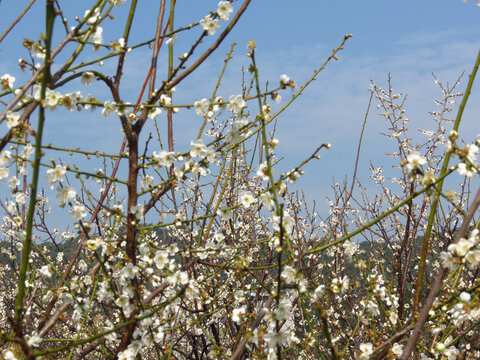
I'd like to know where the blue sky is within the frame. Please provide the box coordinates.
[1,0,480,221]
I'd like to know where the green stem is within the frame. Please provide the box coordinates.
[14,0,55,346]
[414,47,480,309]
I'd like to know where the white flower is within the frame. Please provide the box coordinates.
[152,150,176,168]
[109,0,126,6]
[167,270,189,285]
[281,266,297,284]
[44,88,61,109]
[38,265,52,278]
[444,347,459,360]
[141,174,154,188]
[465,249,480,269]
[8,176,19,190]
[260,192,275,211]
[454,237,475,257]
[342,239,358,259]
[458,162,476,178]
[190,139,208,158]
[465,144,479,164]
[192,163,207,177]
[217,207,232,221]
[20,144,34,159]
[93,26,103,44]
[15,192,26,204]
[3,350,17,360]
[160,94,171,106]
[0,167,9,180]
[227,94,245,114]
[199,15,220,35]
[46,165,66,189]
[5,111,20,129]
[357,343,373,360]
[232,306,245,323]
[154,250,169,270]
[84,8,100,24]
[0,151,12,166]
[26,333,42,348]
[1,74,15,89]
[312,284,325,301]
[280,74,291,87]
[130,204,144,220]
[165,34,178,45]
[257,162,270,181]
[391,343,403,357]
[56,185,76,206]
[217,1,233,21]
[81,71,96,84]
[406,152,426,172]
[111,37,125,52]
[239,191,256,208]
[70,204,88,220]
[194,98,210,116]
[102,101,117,117]
[148,107,162,119]
[274,301,292,322]
[459,292,471,302]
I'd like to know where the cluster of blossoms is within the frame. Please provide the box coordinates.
[2,1,480,359]
[441,229,480,270]
[199,1,233,35]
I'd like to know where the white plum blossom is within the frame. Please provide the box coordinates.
[406,152,426,172]
[5,111,20,129]
[84,8,100,24]
[8,176,19,190]
[111,38,125,52]
[70,203,88,220]
[92,26,103,44]
[274,301,292,322]
[152,150,176,168]
[227,94,246,114]
[167,270,189,285]
[280,74,292,87]
[281,266,297,284]
[261,192,275,211]
[1,74,15,89]
[342,239,359,259]
[0,151,12,166]
[232,306,246,323]
[81,71,96,84]
[148,107,162,119]
[357,343,373,360]
[109,0,127,6]
[154,250,169,270]
[217,1,233,21]
[56,185,76,206]
[257,162,270,181]
[102,101,117,117]
[199,15,220,35]
[141,174,154,188]
[217,207,233,221]
[160,94,171,106]
[457,162,476,178]
[239,191,256,208]
[130,204,144,220]
[20,144,34,159]
[190,139,208,158]
[46,165,66,189]
[0,167,9,180]
[194,98,209,116]
[25,332,42,348]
